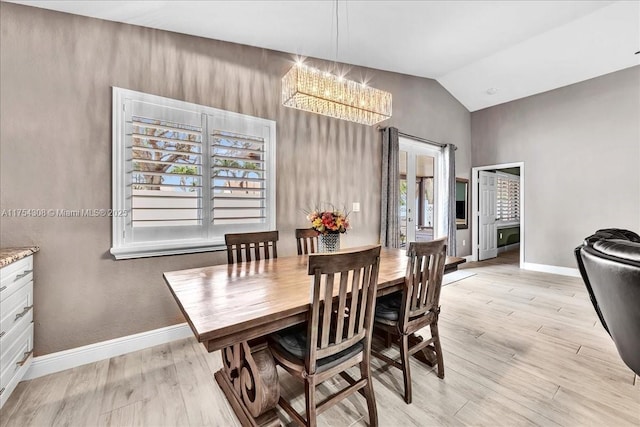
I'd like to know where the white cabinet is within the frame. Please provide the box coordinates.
[0,253,35,409]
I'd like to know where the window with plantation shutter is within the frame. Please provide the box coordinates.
[111,88,276,259]
[131,110,203,228]
[496,173,520,223]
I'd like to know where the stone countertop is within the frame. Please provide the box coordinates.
[0,247,40,268]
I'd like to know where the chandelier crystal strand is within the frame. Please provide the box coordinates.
[282,63,392,126]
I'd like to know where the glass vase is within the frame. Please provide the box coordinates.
[318,232,340,253]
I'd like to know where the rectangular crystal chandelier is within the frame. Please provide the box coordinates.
[282,63,392,126]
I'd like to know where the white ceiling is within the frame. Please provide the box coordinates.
[8,0,640,111]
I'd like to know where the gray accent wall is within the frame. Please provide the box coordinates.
[472,66,640,269]
[0,3,470,355]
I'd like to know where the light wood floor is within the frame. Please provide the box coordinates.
[2,250,638,426]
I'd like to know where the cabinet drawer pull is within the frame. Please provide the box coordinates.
[0,387,4,395]
[0,286,6,292]
[16,349,33,367]
[14,269,33,282]
[0,331,5,338]
[14,305,33,321]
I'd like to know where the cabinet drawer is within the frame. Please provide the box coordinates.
[0,304,32,361]
[0,256,33,302]
[0,322,33,391]
[0,281,33,343]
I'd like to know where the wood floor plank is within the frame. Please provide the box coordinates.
[135,344,190,426]
[2,250,638,426]
[98,347,151,414]
[98,399,145,427]
[551,385,639,426]
[453,393,562,427]
[370,359,470,423]
[0,381,31,427]
[49,359,110,426]
[0,367,72,426]
[168,337,240,426]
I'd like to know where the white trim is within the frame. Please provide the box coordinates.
[471,162,525,269]
[111,241,225,260]
[522,262,580,278]
[24,323,193,380]
[462,255,474,262]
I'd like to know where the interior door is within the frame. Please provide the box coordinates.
[479,170,498,260]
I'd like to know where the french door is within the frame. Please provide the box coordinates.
[399,137,443,247]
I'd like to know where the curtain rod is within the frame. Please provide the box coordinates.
[377,126,456,150]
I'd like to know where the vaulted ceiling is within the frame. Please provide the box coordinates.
[8,0,640,111]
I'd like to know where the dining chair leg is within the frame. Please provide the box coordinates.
[431,322,445,379]
[360,360,379,427]
[305,379,317,427]
[399,334,412,404]
[385,330,393,348]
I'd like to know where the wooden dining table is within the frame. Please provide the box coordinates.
[164,247,465,427]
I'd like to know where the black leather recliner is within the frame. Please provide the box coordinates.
[575,228,640,375]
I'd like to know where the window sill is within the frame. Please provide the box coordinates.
[110,240,225,260]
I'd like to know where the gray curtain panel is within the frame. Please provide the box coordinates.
[380,127,400,248]
[443,144,456,256]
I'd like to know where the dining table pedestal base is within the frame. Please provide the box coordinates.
[215,340,281,427]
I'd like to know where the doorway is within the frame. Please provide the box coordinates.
[399,137,443,247]
[471,162,525,268]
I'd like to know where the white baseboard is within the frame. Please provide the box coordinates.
[462,255,474,262]
[522,262,580,278]
[24,323,193,380]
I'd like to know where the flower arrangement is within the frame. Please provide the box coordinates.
[306,207,350,235]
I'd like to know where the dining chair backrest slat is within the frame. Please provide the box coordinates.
[225,231,279,264]
[295,228,318,255]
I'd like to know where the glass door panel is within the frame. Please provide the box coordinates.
[415,154,435,242]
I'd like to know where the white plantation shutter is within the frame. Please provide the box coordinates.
[111,88,276,259]
[129,105,204,228]
[211,131,266,224]
[208,113,275,235]
[496,173,520,222]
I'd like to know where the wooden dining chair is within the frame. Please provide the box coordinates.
[224,231,279,264]
[295,228,319,255]
[372,237,447,404]
[268,245,381,427]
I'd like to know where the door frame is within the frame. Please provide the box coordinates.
[471,162,525,267]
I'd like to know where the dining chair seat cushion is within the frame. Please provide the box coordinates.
[270,325,364,373]
[375,293,403,322]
